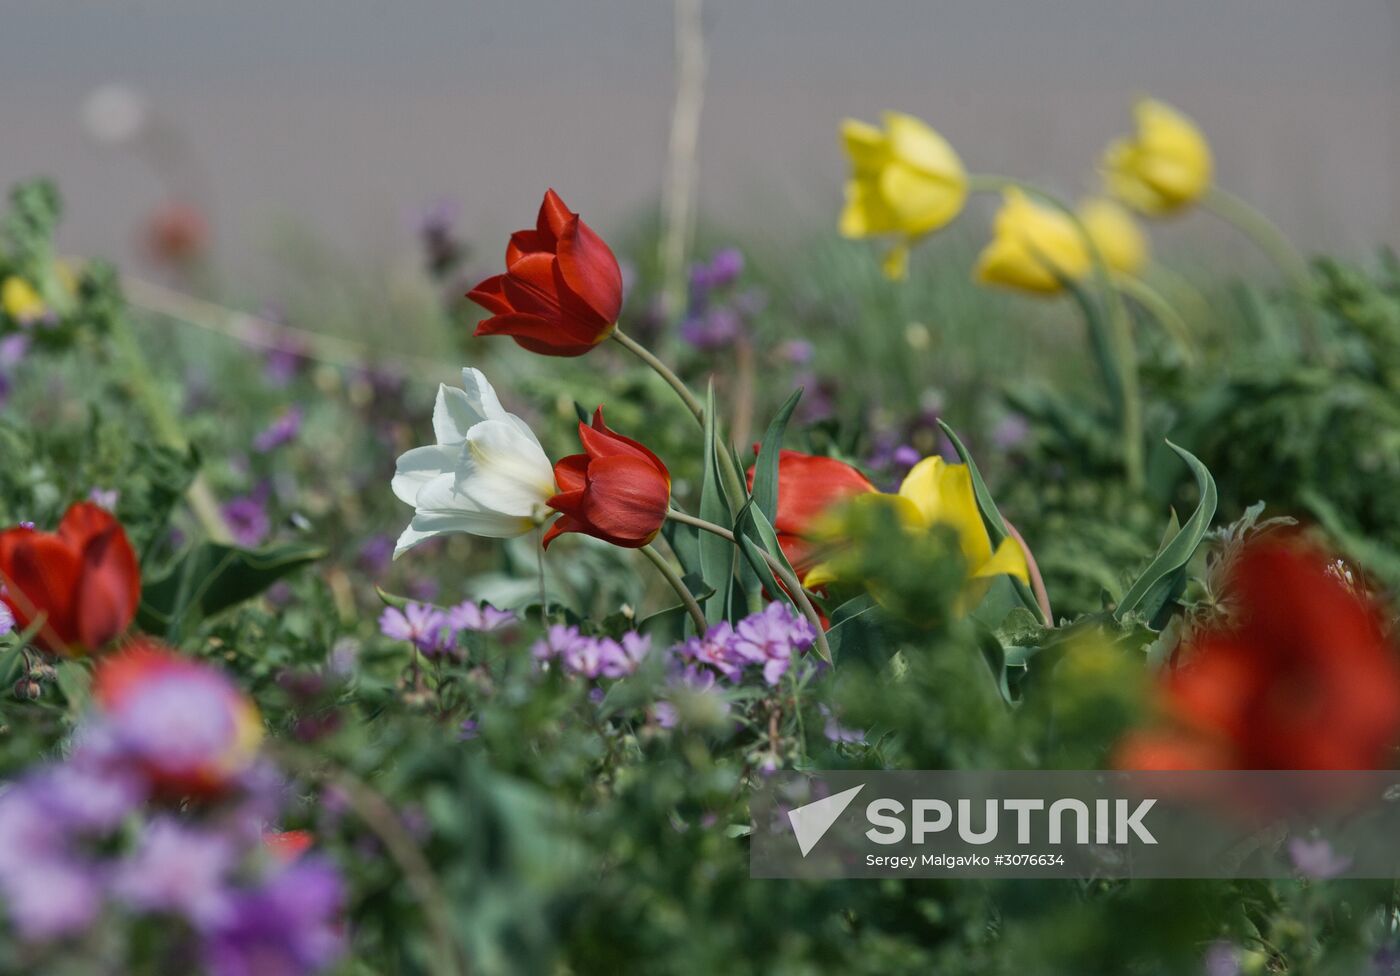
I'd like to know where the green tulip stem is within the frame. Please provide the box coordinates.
[1113,274,1198,364]
[967,173,1146,491]
[1199,185,1319,357]
[611,327,750,510]
[640,544,708,634]
[665,508,832,664]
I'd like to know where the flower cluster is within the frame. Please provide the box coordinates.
[0,643,343,975]
[532,625,653,680]
[379,599,517,657]
[677,602,818,686]
[679,247,765,351]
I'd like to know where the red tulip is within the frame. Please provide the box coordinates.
[1116,539,1400,770]
[263,829,315,864]
[467,189,623,357]
[747,450,875,578]
[0,502,141,656]
[144,200,208,267]
[543,408,670,549]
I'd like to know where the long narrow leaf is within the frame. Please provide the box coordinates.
[1114,441,1217,624]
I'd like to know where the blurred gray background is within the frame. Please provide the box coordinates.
[0,0,1396,275]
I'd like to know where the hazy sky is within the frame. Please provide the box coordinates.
[1,0,1396,273]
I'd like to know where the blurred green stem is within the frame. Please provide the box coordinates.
[109,316,233,543]
[665,508,831,663]
[611,327,749,509]
[1114,274,1198,364]
[1199,185,1319,357]
[640,544,707,633]
[968,174,1145,490]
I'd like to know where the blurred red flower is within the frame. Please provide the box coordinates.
[544,407,670,549]
[0,502,141,656]
[1117,539,1400,770]
[467,189,623,357]
[748,450,874,578]
[144,200,208,267]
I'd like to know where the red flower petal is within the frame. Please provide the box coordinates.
[556,215,623,324]
[578,455,670,546]
[2,533,82,650]
[536,188,573,242]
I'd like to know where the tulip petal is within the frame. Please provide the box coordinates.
[578,455,670,546]
[461,420,556,515]
[578,408,667,470]
[536,188,574,241]
[392,444,460,506]
[556,215,623,324]
[552,454,589,495]
[466,275,515,316]
[971,537,1030,584]
[840,118,890,176]
[541,513,587,550]
[2,533,82,649]
[74,525,140,649]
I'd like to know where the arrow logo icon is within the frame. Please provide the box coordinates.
[787,784,865,856]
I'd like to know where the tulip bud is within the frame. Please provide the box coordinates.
[1102,99,1213,216]
[543,408,671,550]
[467,189,623,356]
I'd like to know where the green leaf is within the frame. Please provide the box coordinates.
[824,594,886,667]
[749,389,802,526]
[697,382,735,625]
[1113,441,1217,627]
[54,660,92,715]
[938,420,1047,624]
[138,540,326,638]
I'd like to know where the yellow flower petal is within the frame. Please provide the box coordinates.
[1101,98,1212,216]
[1,276,47,323]
[974,189,1090,295]
[896,457,993,571]
[881,243,910,281]
[971,536,1030,584]
[1078,197,1149,276]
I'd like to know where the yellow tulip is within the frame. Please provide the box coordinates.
[805,457,1028,614]
[1079,197,1149,276]
[1102,99,1212,216]
[974,188,1090,295]
[1,276,47,324]
[839,111,967,280]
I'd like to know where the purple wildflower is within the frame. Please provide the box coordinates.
[378,603,450,656]
[1202,941,1241,976]
[0,333,30,368]
[1288,835,1351,879]
[253,407,303,453]
[532,624,583,663]
[733,602,816,685]
[599,632,651,678]
[993,413,1030,451]
[457,718,479,741]
[447,601,517,633]
[1,857,102,941]
[677,622,744,680]
[222,494,270,548]
[113,818,235,926]
[777,339,814,366]
[356,535,394,576]
[0,602,12,633]
[86,487,120,512]
[819,705,864,744]
[201,859,344,976]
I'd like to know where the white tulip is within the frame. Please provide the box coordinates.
[392,368,555,557]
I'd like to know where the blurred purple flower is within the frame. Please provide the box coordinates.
[457,718,479,741]
[599,632,652,678]
[378,603,450,656]
[2,858,102,942]
[1288,836,1351,879]
[993,413,1030,451]
[87,487,120,512]
[114,818,235,926]
[733,602,816,685]
[777,339,814,366]
[1202,941,1241,976]
[819,704,864,744]
[222,493,270,548]
[356,535,394,576]
[447,601,517,633]
[680,306,745,350]
[0,602,12,633]
[676,622,743,681]
[253,406,303,453]
[201,859,343,976]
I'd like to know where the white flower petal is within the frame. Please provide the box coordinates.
[391,444,459,506]
[462,420,555,511]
